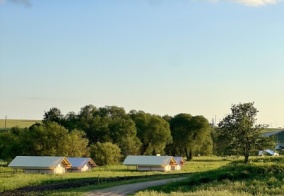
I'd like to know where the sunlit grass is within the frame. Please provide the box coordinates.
[0,156,230,194]
[0,119,40,130]
[136,156,284,196]
[0,164,183,193]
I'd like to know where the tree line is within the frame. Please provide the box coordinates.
[0,102,275,165]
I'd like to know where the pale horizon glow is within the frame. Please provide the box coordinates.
[235,0,278,6]
[1,0,284,128]
[208,0,279,6]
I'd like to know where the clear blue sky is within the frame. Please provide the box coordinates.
[1,0,284,127]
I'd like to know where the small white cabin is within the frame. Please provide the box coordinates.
[8,156,71,174]
[67,157,97,172]
[123,155,177,172]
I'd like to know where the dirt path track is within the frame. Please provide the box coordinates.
[85,177,186,196]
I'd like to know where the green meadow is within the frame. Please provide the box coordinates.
[136,156,284,196]
[1,156,284,195]
[0,119,40,132]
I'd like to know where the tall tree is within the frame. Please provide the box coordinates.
[0,128,24,161]
[65,129,89,157]
[20,122,89,157]
[63,111,79,131]
[78,105,141,157]
[218,102,272,163]
[170,114,211,160]
[130,111,172,155]
[43,107,64,125]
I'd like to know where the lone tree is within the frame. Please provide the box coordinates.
[218,102,273,163]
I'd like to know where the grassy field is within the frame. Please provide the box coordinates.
[0,156,230,195]
[2,156,283,195]
[0,119,40,131]
[136,156,284,196]
[262,128,283,133]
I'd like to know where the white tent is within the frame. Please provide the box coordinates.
[8,156,71,174]
[123,155,176,172]
[172,157,185,170]
[67,157,97,172]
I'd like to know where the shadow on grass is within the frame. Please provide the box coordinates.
[191,159,232,162]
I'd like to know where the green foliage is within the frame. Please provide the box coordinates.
[169,114,212,160]
[130,111,172,155]
[65,129,89,157]
[78,105,141,157]
[218,102,274,163]
[43,107,64,125]
[1,104,217,166]
[0,122,89,161]
[63,111,79,131]
[0,131,21,161]
[90,142,122,166]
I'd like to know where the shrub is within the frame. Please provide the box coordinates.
[90,142,122,166]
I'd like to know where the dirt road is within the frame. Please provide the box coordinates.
[85,177,186,196]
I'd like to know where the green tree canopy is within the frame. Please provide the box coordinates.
[77,105,141,157]
[43,107,64,125]
[90,142,121,166]
[130,110,172,155]
[0,127,24,161]
[218,102,274,163]
[170,114,212,160]
[65,129,89,157]
[20,122,89,157]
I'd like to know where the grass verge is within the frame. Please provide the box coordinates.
[136,156,284,196]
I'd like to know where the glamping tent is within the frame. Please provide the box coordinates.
[123,155,177,172]
[8,156,71,174]
[172,157,186,170]
[67,157,97,172]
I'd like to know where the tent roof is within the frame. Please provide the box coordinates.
[262,130,284,137]
[123,155,176,166]
[8,156,71,169]
[174,157,186,165]
[67,157,97,169]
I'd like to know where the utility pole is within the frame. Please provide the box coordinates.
[4,115,7,131]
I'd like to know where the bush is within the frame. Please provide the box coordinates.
[90,142,122,166]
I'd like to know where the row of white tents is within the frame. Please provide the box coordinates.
[8,156,97,174]
[8,155,185,174]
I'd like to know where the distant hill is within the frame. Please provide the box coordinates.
[262,128,283,133]
[0,119,40,132]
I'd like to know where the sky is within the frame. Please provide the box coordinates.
[1,0,284,128]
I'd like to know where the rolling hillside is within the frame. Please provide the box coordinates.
[0,119,40,131]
